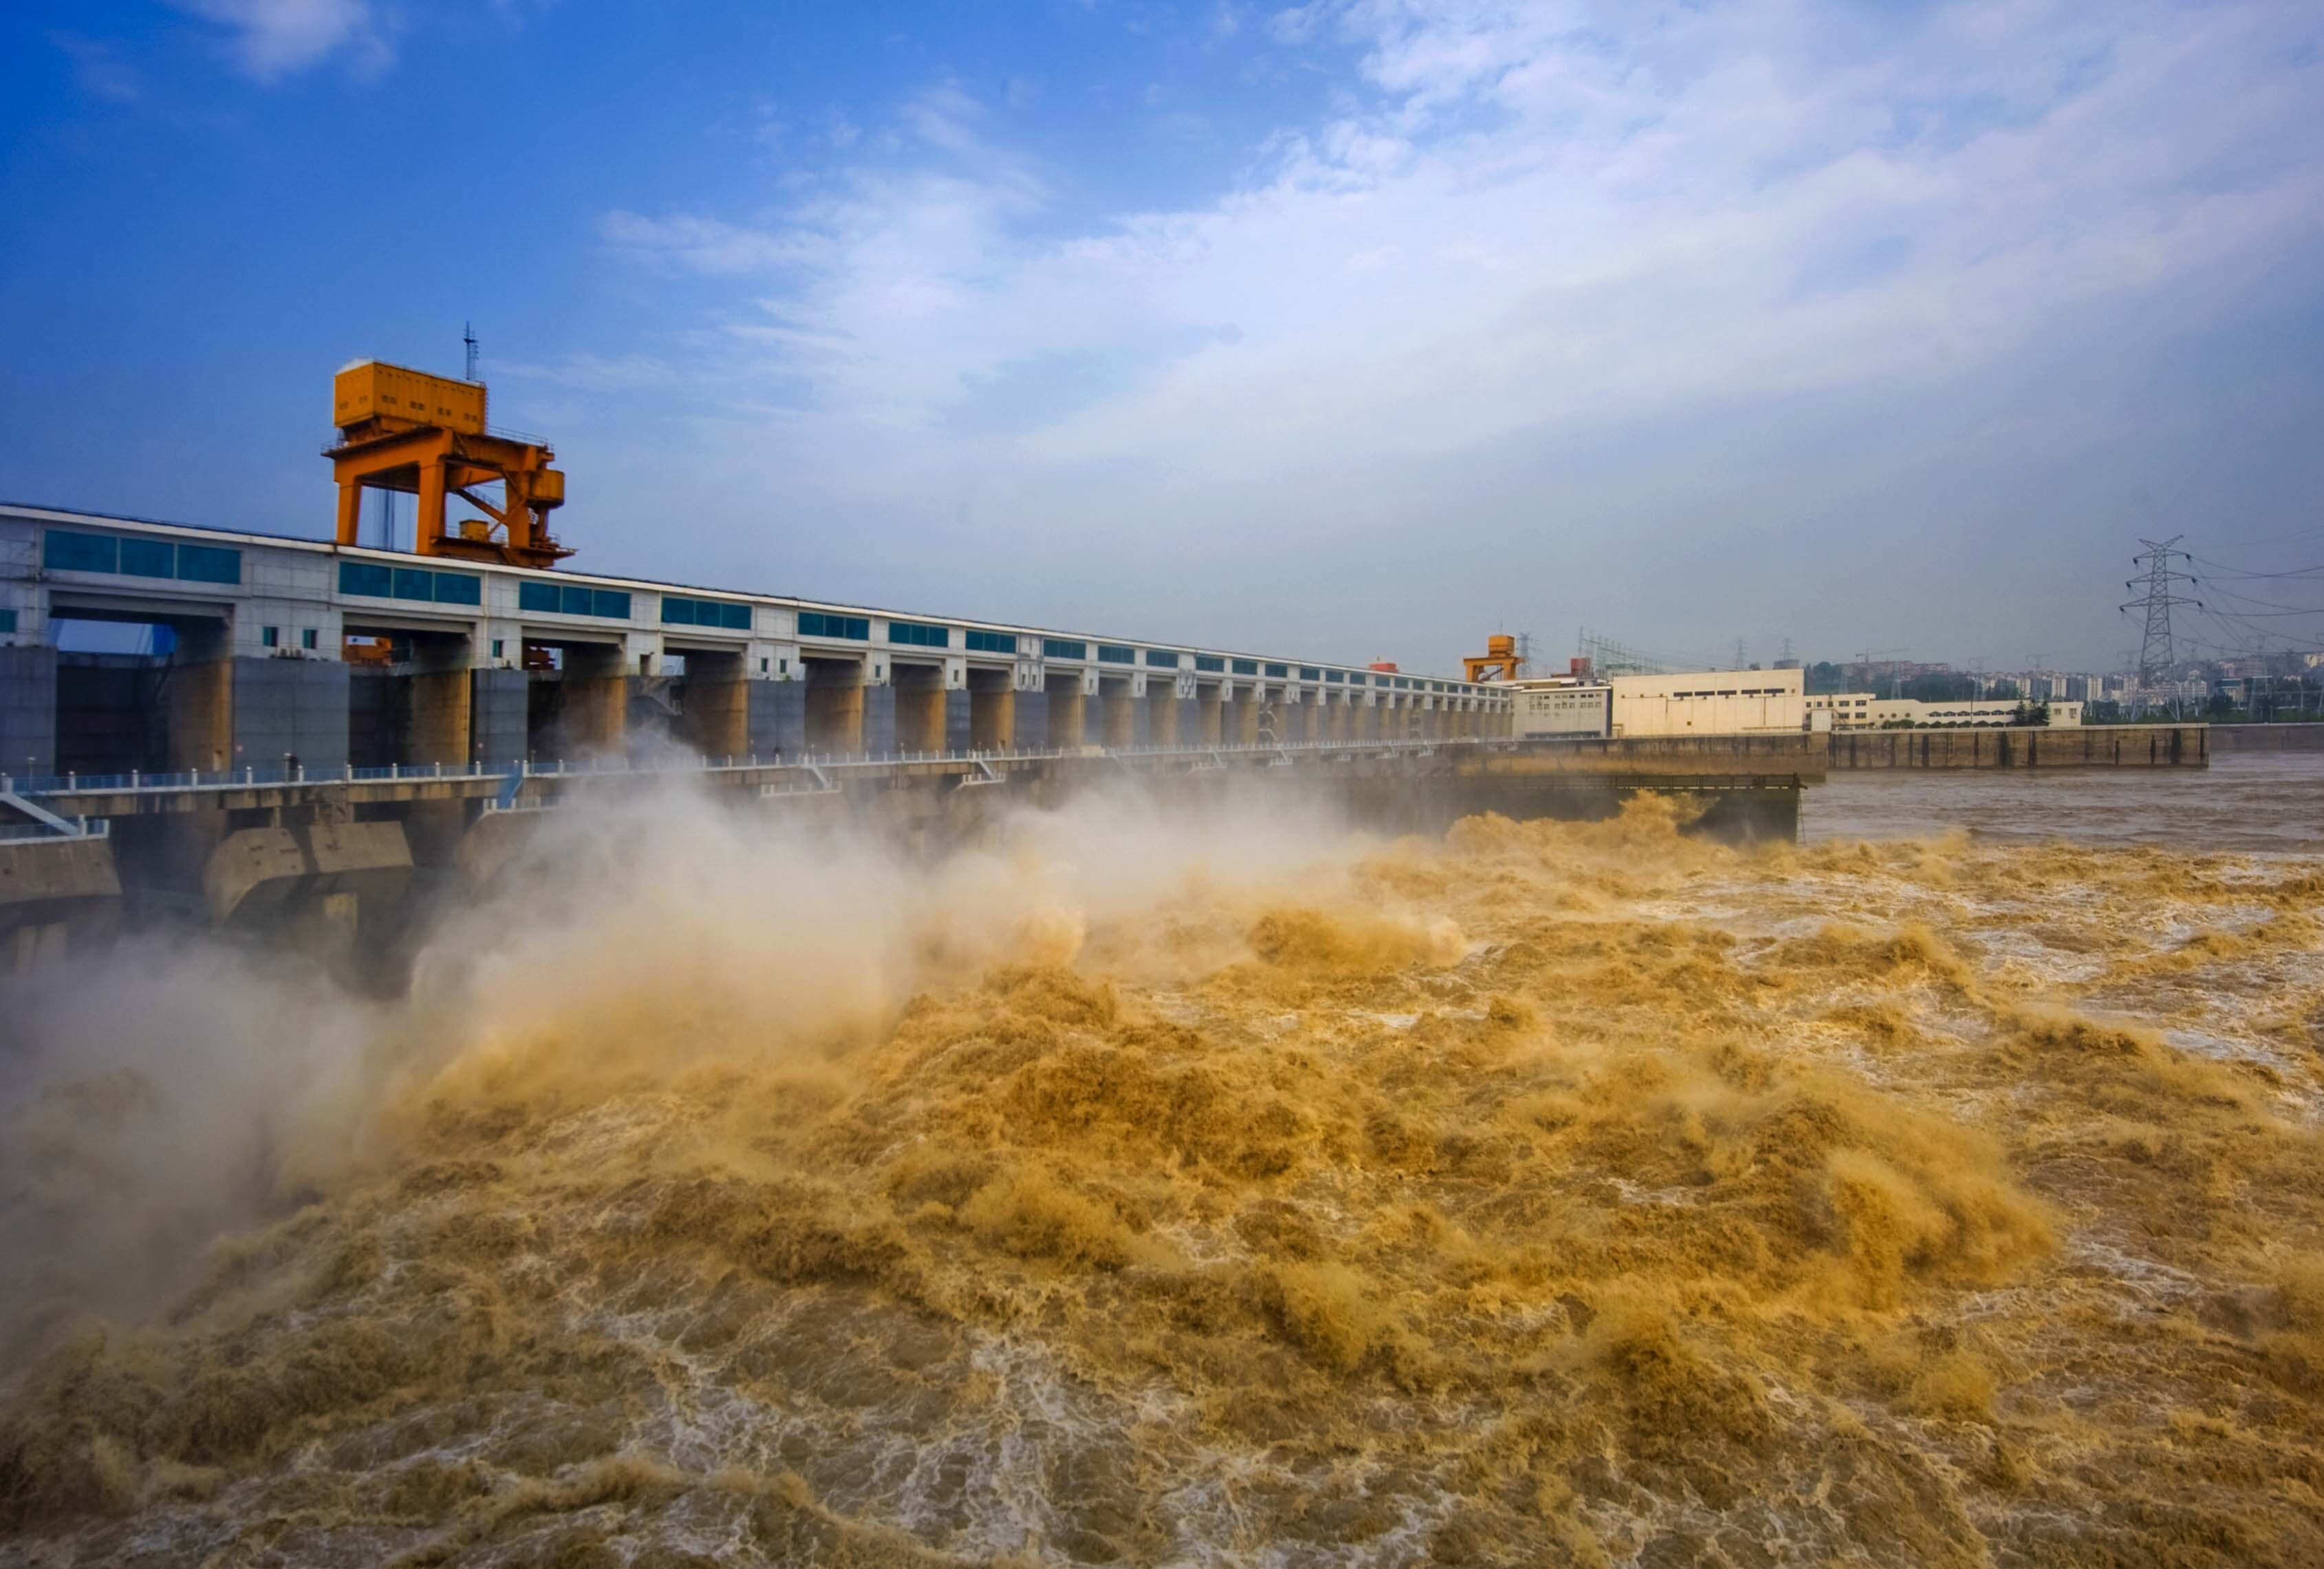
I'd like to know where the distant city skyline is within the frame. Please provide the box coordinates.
[4,1,2321,671]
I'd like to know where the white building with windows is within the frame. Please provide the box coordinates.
[1805,692,1878,728]
[1607,668,1804,737]
[1866,697,2084,727]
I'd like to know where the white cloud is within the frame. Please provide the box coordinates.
[580,0,2324,663]
[171,0,389,82]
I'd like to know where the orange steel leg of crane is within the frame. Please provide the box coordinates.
[330,427,572,570]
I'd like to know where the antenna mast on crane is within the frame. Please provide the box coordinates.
[464,322,480,384]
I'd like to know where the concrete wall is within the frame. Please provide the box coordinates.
[2208,723,2324,751]
[1827,723,2204,769]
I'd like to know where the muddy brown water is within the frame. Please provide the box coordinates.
[3,765,2322,1566]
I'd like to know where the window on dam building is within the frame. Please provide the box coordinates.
[519,580,630,619]
[888,620,949,648]
[340,561,482,606]
[965,630,1016,654]
[799,612,870,640]
[663,596,751,630]
[46,527,241,586]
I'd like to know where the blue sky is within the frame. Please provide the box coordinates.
[5,1,2322,672]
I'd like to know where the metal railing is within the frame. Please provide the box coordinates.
[2,735,1503,804]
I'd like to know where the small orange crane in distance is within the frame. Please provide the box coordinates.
[1463,632,1526,684]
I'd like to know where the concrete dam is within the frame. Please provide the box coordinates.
[1,502,1828,970]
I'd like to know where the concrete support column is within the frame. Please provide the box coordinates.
[677,652,749,760]
[169,639,235,773]
[0,645,58,779]
[407,669,471,765]
[805,665,865,754]
[1198,694,1223,745]
[1101,686,1141,747]
[894,668,946,752]
[1238,694,1263,745]
[1045,686,1084,748]
[559,646,628,758]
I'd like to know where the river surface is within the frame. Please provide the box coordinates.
[3,766,2322,1566]
[1807,751,2324,851]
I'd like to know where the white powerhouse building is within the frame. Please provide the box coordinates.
[1514,669,1805,738]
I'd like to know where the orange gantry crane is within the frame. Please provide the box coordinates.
[327,359,572,570]
[1463,632,1526,684]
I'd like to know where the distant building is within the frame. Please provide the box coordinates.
[1511,682,1610,737]
[1508,667,1803,738]
[1805,692,1878,729]
[1867,697,2083,727]
[1608,668,1803,737]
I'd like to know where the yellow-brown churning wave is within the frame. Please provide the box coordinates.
[3,789,2323,1566]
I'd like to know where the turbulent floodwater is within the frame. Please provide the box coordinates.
[4,762,2324,1566]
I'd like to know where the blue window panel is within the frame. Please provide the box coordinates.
[519,580,560,613]
[965,629,1016,654]
[1326,671,1344,683]
[1266,663,1289,679]
[889,620,948,648]
[1232,658,1258,676]
[800,611,870,640]
[44,530,118,574]
[663,596,751,628]
[592,589,630,619]
[1299,666,1319,681]
[1043,637,1086,660]
[339,561,394,597]
[1098,644,1134,664]
[1194,654,1225,672]
[1145,650,1181,668]
[557,585,592,615]
[0,610,16,633]
[120,537,176,579]
[175,544,240,584]
[394,568,435,601]
[433,572,481,606]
